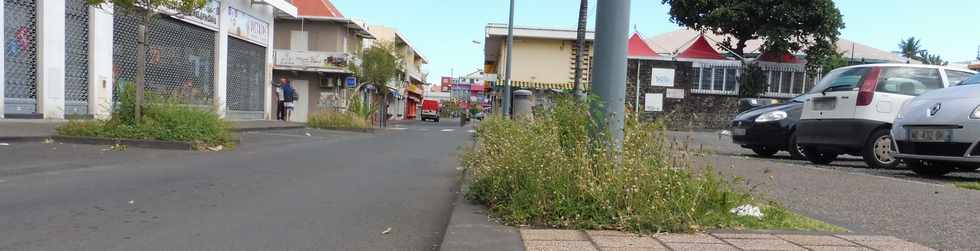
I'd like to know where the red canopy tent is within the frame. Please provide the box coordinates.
[757,51,803,64]
[627,33,658,57]
[676,34,727,60]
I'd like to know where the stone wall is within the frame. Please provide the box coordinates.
[627,59,741,130]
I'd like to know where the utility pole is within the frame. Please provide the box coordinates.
[591,0,630,150]
[503,0,515,117]
[572,0,588,99]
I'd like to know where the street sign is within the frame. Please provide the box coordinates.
[345,77,357,88]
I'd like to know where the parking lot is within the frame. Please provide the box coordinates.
[670,130,980,250]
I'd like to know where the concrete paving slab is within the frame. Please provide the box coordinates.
[525,240,597,251]
[590,235,663,248]
[655,233,725,243]
[521,229,589,241]
[724,238,806,250]
[776,234,856,246]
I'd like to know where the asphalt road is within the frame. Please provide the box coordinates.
[672,130,980,250]
[0,119,473,251]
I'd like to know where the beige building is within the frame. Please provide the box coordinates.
[365,25,428,120]
[272,0,373,122]
[483,24,595,89]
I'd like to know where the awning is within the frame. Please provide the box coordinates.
[470,84,485,91]
[255,0,298,17]
[757,51,803,64]
[677,34,727,60]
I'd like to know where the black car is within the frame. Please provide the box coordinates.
[730,96,808,159]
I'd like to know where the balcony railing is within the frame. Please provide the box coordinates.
[274,50,352,73]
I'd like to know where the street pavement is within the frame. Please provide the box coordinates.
[672,131,980,250]
[0,119,473,251]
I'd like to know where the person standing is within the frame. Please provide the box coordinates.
[282,79,297,121]
[274,77,287,121]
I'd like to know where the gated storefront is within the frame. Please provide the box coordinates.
[226,37,266,119]
[112,12,216,107]
[225,7,269,120]
[65,0,90,116]
[4,0,38,116]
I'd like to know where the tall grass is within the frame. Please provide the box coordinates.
[57,83,233,148]
[308,110,370,129]
[463,98,840,233]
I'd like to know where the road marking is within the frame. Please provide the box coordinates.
[467,130,476,133]
[390,127,408,130]
[440,129,455,132]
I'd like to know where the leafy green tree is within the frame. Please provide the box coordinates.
[86,0,208,122]
[661,0,845,97]
[898,37,926,62]
[349,41,403,128]
[920,51,948,66]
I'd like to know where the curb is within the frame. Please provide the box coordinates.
[439,169,524,251]
[0,136,52,143]
[52,136,196,151]
[230,125,307,132]
[311,127,376,133]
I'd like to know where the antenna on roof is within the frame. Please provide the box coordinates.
[633,24,638,34]
[976,45,979,60]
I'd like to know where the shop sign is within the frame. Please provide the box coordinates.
[229,8,269,45]
[274,50,350,70]
[651,68,675,87]
[644,93,663,112]
[161,0,220,29]
[346,77,357,88]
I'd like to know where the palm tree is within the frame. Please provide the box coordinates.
[898,37,925,62]
[920,51,948,66]
[572,0,588,98]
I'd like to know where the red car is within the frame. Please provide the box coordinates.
[421,99,440,122]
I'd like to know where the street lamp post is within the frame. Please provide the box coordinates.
[503,0,515,118]
[592,0,630,150]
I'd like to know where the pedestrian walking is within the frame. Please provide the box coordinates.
[274,77,287,121]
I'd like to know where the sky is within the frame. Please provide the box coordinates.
[331,0,980,84]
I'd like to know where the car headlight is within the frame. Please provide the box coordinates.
[972,105,980,119]
[755,110,788,123]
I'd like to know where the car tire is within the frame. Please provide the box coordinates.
[862,129,899,169]
[435,118,440,123]
[802,146,838,165]
[751,146,779,158]
[787,131,806,160]
[908,160,955,177]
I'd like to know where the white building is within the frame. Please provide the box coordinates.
[1,0,297,120]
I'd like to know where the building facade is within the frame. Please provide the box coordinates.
[1,0,296,120]
[364,25,427,120]
[271,0,372,122]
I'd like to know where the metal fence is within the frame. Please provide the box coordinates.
[689,61,820,98]
[4,0,37,114]
[113,14,215,106]
[65,0,90,115]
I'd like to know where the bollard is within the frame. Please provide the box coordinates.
[513,90,534,120]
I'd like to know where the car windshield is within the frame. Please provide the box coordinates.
[807,67,870,94]
[958,73,980,86]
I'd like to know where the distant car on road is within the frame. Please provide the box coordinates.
[796,64,975,168]
[421,99,441,122]
[730,96,809,159]
[892,73,980,176]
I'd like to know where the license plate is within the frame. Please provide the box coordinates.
[909,129,951,142]
[812,97,836,111]
[731,128,746,136]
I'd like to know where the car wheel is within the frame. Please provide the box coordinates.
[802,146,838,165]
[862,129,899,169]
[435,119,440,122]
[787,131,806,160]
[908,160,955,177]
[751,146,779,157]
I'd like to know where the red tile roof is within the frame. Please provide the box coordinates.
[293,0,344,18]
[627,33,657,57]
[677,34,726,60]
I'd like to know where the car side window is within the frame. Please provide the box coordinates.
[807,67,869,94]
[874,67,942,96]
[960,74,980,86]
[947,70,976,85]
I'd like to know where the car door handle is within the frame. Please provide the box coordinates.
[842,96,849,99]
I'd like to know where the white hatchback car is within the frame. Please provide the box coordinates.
[892,74,980,176]
[796,64,976,168]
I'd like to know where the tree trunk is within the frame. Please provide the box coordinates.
[135,22,147,123]
[572,0,588,99]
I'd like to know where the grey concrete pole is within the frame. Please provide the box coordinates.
[503,0,515,117]
[592,0,630,149]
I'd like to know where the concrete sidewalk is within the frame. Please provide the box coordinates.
[519,229,934,251]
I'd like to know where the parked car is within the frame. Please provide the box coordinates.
[892,73,980,176]
[796,64,976,168]
[421,99,441,122]
[730,96,809,159]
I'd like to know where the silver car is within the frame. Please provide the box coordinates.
[892,73,980,176]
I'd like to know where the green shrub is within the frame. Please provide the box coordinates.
[463,97,840,233]
[57,83,234,149]
[308,110,370,129]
